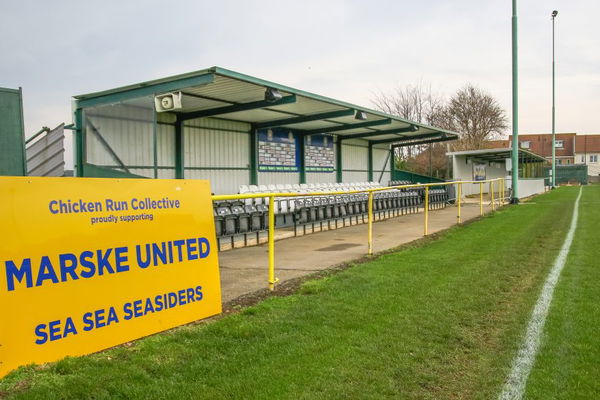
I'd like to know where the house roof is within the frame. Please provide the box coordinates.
[575,135,600,153]
[74,66,459,146]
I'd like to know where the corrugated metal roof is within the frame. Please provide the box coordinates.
[74,66,458,145]
[447,148,548,163]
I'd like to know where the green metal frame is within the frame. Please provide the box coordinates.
[72,66,462,182]
[249,128,258,185]
[175,119,184,179]
[179,95,296,121]
[299,135,306,184]
[368,142,373,181]
[76,74,215,109]
[74,107,85,177]
[336,137,343,183]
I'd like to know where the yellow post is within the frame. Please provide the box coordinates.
[424,186,429,236]
[502,178,505,204]
[268,195,277,291]
[491,181,495,211]
[457,183,462,224]
[367,191,373,255]
[479,182,483,216]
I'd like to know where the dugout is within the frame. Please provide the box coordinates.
[448,148,549,198]
[73,67,458,194]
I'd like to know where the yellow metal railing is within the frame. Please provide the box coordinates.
[212,178,506,291]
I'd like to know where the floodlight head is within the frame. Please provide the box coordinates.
[410,125,419,132]
[264,87,283,102]
[552,10,558,18]
[355,111,368,120]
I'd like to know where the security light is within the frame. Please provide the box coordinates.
[355,111,368,120]
[264,88,283,102]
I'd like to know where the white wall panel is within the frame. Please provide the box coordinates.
[184,121,249,168]
[306,172,336,184]
[157,168,176,179]
[186,169,249,194]
[342,171,368,182]
[258,172,299,186]
[157,124,175,167]
[341,142,368,170]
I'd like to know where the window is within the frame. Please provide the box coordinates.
[520,141,530,149]
[557,159,563,165]
[581,155,585,163]
[555,140,564,149]
[590,155,598,163]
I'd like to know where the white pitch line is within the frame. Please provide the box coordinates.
[498,186,583,400]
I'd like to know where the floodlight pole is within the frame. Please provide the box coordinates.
[511,0,520,203]
[551,10,558,188]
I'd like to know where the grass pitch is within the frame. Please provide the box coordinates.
[0,187,592,399]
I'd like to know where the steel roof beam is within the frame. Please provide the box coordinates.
[372,131,453,145]
[339,125,419,140]
[298,118,392,136]
[254,109,355,129]
[179,95,297,121]
[390,136,455,148]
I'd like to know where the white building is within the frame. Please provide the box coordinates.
[447,148,548,199]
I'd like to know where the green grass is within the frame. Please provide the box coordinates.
[0,187,581,399]
[524,185,600,399]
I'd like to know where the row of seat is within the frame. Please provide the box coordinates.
[214,201,269,237]
[388,180,413,187]
[213,183,450,244]
[293,190,422,227]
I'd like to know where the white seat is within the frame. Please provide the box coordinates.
[239,185,250,194]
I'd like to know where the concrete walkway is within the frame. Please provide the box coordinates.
[219,202,499,303]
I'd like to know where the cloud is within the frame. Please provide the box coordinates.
[1,0,598,160]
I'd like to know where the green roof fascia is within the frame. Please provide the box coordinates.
[75,72,215,109]
[212,66,460,137]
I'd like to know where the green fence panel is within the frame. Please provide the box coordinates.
[0,87,26,176]
[391,168,446,184]
[544,164,588,185]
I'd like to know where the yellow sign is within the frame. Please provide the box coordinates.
[0,177,221,377]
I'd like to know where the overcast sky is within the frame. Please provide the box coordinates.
[2,0,598,153]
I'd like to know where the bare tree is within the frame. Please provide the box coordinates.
[441,84,508,150]
[371,82,508,178]
[371,82,444,163]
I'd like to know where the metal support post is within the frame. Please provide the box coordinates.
[457,183,462,224]
[479,182,483,216]
[367,191,373,255]
[268,195,277,291]
[491,181,495,211]
[424,186,429,236]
